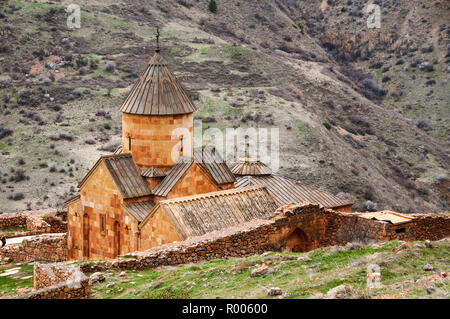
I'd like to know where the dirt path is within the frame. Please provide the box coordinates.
[6,233,65,245]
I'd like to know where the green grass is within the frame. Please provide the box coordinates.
[90,240,450,299]
[196,92,244,119]
[0,263,34,297]
[0,225,29,234]
[183,45,253,64]
[293,118,309,135]
[12,0,59,12]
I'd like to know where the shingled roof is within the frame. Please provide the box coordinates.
[194,146,236,185]
[235,175,353,209]
[229,157,272,176]
[153,147,235,197]
[122,200,156,222]
[141,166,167,178]
[152,157,193,197]
[78,154,152,200]
[145,185,278,239]
[114,145,123,155]
[118,52,197,115]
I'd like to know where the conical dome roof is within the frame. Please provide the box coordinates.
[230,157,272,176]
[119,52,197,115]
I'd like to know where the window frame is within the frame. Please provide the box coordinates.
[100,214,106,235]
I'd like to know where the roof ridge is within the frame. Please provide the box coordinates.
[160,185,265,205]
[234,174,353,209]
[101,152,132,160]
[141,166,167,178]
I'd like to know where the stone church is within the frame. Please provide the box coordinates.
[66,42,352,260]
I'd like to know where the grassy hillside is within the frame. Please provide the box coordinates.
[0,263,34,298]
[0,0,448,213]
[86,240,450,299]
[0,239,448,299]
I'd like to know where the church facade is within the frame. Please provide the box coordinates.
[66,44,352,260]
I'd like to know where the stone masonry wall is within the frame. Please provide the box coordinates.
[68,161,140,260]
[44,215,68,233]
[410,214,450,240]
[0,234,67,262]
[80,204,449,272]
[12,263,90,299]
[0,214,27,228]
[122,112,194,169]
[0,209,66,239]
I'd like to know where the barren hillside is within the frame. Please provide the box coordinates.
[0,0,448,213]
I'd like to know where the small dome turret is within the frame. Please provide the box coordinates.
[229,157,272,176]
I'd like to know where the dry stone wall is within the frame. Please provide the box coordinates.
[0,234,67,262]
[86,204,450,271]
[409,214,450,240]
[44,215,68,233]
[0,214,27,228]
[0,209,67,238]
[4,204,447,299]
[12,263,90,299]
[1,205,448,282]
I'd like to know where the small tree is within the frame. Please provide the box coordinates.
[208,0,217,13]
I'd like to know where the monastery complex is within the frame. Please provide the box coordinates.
[65,44,353,260]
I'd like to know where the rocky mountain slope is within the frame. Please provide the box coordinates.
[0,0,448,213]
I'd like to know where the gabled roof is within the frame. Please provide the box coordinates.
[194,146,236,185]
[152,157,193,197]
[141,166,167,178]
[229,157,272,176]
[145,185,278,239]
[114,145,123,155]
[235,175,353,209]
[119,52,197,115]
[122,200,156,223]
[152,147,235,197]
[78,153,152,200]
[65,194,80,205]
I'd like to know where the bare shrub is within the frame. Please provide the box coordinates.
[362,200,377,212]
[13,169,26,182]
[7,193,24,201]
[177,0,193,8]
[0,126,13,139]
[105,61,116,73]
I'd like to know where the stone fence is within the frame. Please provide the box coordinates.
[0,234,67,263]
[0,209,67,238]
[79,204,450,272]
[12,263,90,299]
[5,204,448,299]
[409,213,450,240]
